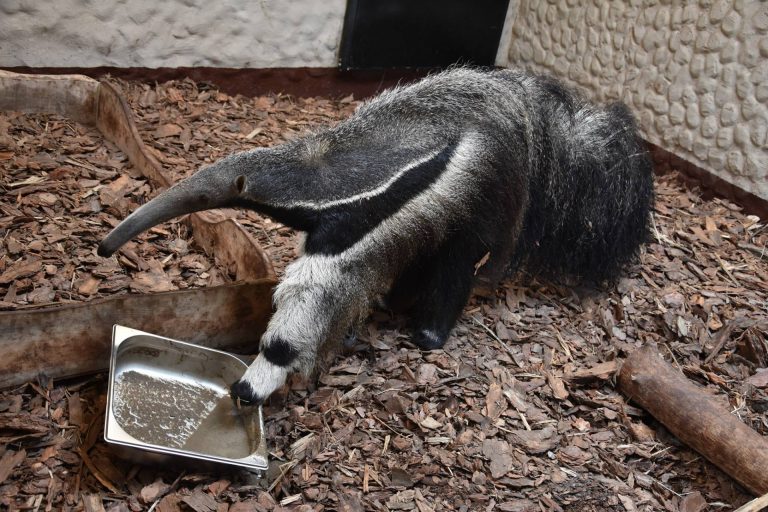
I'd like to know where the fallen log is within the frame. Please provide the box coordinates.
[618,344,768,495]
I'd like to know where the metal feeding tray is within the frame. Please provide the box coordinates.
[105,325,268,473]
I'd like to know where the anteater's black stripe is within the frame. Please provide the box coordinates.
[304,143,457,255]
[233,200,319,233]
[230,143,456,255]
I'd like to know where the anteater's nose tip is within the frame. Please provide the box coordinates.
[96,243,114,258]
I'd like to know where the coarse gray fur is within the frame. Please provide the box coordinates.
[98,67,654,404]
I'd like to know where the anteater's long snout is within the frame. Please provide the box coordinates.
[97,168,240,257]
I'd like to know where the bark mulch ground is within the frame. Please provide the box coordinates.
[1,78,766,512]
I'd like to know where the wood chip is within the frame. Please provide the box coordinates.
[482,439,515,479]
[0,449,26,484]
[182,489,218,512]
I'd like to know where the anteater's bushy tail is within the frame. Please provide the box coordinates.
[511,76,654,282]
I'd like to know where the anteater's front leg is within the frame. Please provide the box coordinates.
[230,344,292,405]
[231,257,368,404]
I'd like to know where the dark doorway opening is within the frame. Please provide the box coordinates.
[339,0,511,70]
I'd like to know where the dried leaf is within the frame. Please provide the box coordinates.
[746,369,768,388]
[420,417,441,430]
[77,276,101,296]
[485,381,507,419]
[546,372,569,400]
[0,259,41,285]
[509,426,559,454]
[679,491,707,512]
[182,490,217,512]
[154,123,183,138]
[416,363,438,385]
[390,467,414,487]
[564,361,618,382]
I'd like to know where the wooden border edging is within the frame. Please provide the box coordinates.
[0,70,277,388]
[0,280,277,388]
[93,79,274,282]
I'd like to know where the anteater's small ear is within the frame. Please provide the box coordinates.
[234,175,246,194]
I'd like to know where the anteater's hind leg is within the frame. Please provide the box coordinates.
[398,234,481,351]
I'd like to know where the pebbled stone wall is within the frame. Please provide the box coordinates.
[502,1,768,201]
[0,0,346,68]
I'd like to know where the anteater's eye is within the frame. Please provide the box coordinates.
[235,175,246,193]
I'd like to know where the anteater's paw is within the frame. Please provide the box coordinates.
[231,355,290,405]
[412,329,447,351]
[230,379,264,406]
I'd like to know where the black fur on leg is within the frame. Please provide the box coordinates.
[230,379,264,406]
[412,329,448,351]
[262,337,300,367]
[398,230,486,350]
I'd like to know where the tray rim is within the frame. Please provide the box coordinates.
[104,324,268,471]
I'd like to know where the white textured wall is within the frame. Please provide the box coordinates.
[0,0,347,68]
[502,1,768,201]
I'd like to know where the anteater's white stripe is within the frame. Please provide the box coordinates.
[343,132,481,257]
[283,147,445,210]
[293,132,481,269]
